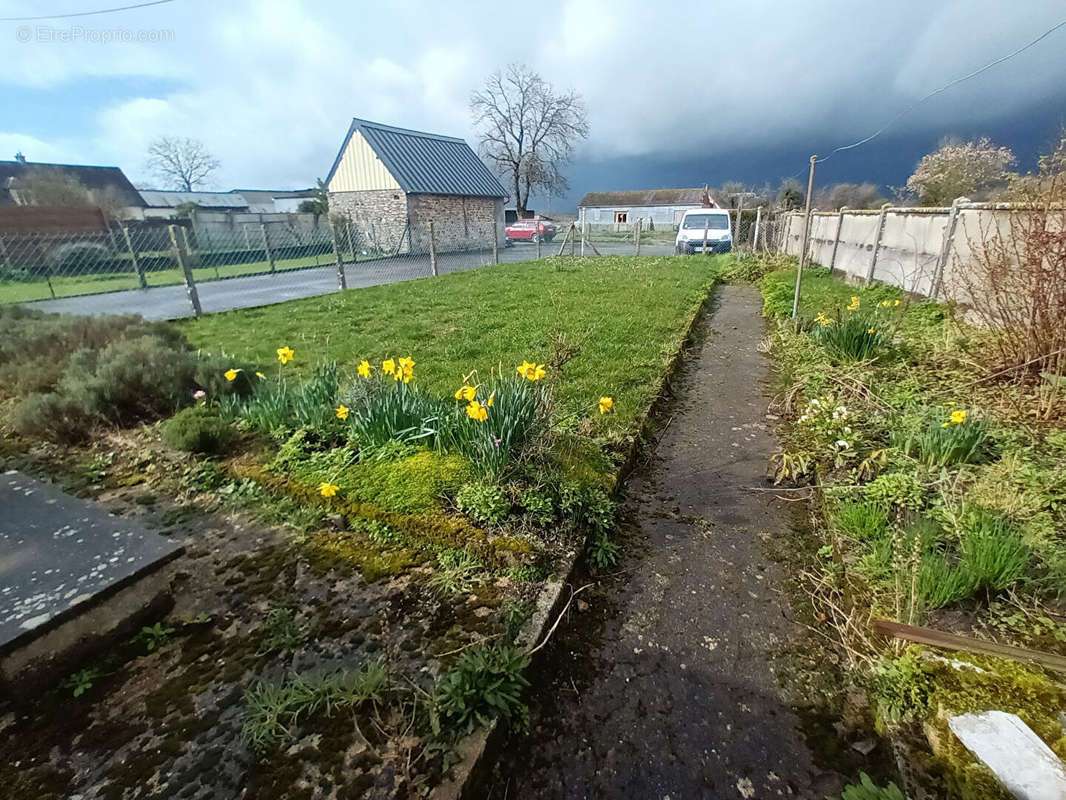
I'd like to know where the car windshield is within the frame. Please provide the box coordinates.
[682,214,730,230]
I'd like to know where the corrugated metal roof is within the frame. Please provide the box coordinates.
[579,188,718,208]
[326,118,506,199]
[139,190,250,208]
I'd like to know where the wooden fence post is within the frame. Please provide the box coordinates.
[828,206,847,274]
[932,197,966,300]
[752,206,762,251]
[345,218,357,262]
[429,221,438,276]
[169,224,201,317]
[122,225,148,289]
[259,217,276,273]
[867,203,892,285]
[331,222,347,290]
[635,218,642,256]
[570,223,575,256]
[702,216,710,255]
[536,225,542,260]
[492,217,499,264]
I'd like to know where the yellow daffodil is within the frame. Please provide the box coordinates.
[598,396,614,415]
[881,299,892,307]
[255,371,266,379]
[357,360,371,379]
[814,312,832,327]
[336,405,349,421]
[224,368,241,382]
[277,346,295,364]
[399,357,414,384]
[867,327,876,334]
[382,358,396,376]
[517,360,546,381]
[941,422,950,428]
[894,299,901,306]
[950,409,967,425]
[318,482,340,498]
[487,392,495,407]
[466,399,488,421]
[847,296,860,311]
[454,384,477,402]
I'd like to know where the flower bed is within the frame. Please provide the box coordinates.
[760,262,1066,799]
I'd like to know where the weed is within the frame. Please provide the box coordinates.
[433,643,530,735]
[505,564,547,583]
[456,480,511,525]
[240,662,390,753]
[518,485,556,525]
[427,549,483,597]
[834,500,889,541]
[873,650,932,724]
[257,608,305,656]
[832,773,908,800]
[501,601,531,641]
[586,531,620,568]
[134,622,175,653]
[959,509,1029,593]
[60,665,107,697]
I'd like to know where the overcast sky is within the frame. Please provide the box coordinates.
[2,0,1065,210]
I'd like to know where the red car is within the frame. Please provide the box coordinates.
[505,217,557,243]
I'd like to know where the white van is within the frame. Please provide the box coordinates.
[675,209,732,254]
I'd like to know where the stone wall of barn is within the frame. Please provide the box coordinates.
[407,194,504,253]
[328,189,409,253]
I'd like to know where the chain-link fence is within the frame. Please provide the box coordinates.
[0,208,796,320]
[0,216,513,320]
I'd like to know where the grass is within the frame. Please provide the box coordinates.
[182,255,725,435]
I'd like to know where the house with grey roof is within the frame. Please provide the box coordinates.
[325,118,507,254]
[578,188,719,230]
[0,159,144,215]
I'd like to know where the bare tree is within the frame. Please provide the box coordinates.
[471,64,588,214]
[146,136,220,191]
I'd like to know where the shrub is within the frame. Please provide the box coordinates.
[456,480,511,525]
[11,392,93,443]
[161,406,233,454]
[434,643,529,735]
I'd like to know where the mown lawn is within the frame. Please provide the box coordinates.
[183,255,726,434]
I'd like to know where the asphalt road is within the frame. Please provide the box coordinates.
[23,241,674,321]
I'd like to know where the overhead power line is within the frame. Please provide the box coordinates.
[815,16,1066,164]
[0,0,175,22]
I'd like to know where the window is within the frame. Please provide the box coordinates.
[682,213,730,231]
[614,211,628,224]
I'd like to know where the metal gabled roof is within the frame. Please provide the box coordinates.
[579,188,719,208]
[326,118,507,199]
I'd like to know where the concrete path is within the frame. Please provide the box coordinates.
[24,242,673,321]
[0,471,182,650]
[492,285,840,798]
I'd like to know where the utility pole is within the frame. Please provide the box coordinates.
[791,155,818,320]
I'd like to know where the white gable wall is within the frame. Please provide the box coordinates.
[328,130,401,193]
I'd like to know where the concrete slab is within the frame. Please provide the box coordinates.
[949,710,1066,800]
[0,471,183,652]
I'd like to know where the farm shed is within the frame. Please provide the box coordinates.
[578,188,718,229]
[326,118,507,254]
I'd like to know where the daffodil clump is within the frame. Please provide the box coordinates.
[892,408,990,468]
[808,295,897,363]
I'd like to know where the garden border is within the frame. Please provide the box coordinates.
[433,277,722,799]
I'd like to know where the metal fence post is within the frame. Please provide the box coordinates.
[932,197,966,300]
[259,217,276,273]
[702,216,710,255]
[169,224,201,317]
[429,221,438,276]
[345,218,357,262]
[828,206,847,274]
[492,217,500,265]
[580,211,585,256]
[536,226,542,259]
[122,224,147,289]
[635,218,642,255]
[752,206,762,251]
[330,221,347,290]
[867,203,891,285]
[570,223,575,256]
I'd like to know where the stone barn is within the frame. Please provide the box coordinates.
[325,118,507,254]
